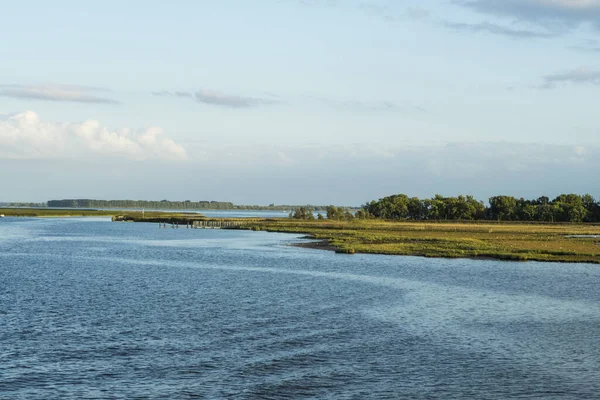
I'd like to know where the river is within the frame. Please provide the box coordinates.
[1,217,600,399]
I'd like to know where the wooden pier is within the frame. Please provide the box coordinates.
[111,214,262,230]
[155,220,247,229]
[191,220,245,229]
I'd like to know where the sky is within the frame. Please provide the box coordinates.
[1,0,599,205]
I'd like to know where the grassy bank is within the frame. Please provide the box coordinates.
[237,219,600,264]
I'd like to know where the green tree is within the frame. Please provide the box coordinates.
[489,196,517,221]
[552,194,588,223]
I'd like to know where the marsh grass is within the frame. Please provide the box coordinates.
[236,219,600,263]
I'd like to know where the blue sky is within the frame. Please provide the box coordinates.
[1,0,599,205]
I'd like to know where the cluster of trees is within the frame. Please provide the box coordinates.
[47,199,235,210]
[360,193,600,223]
[289,206,360,221]
[487,194,599,222]
[289,206,359,221]
[364,194,485,221]
[289,207,318,220]
[325,206,350,220]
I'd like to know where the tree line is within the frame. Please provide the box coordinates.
[362,194,600,223]
[288,194,600,223]
[46,199,330,211]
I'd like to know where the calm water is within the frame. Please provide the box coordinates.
[1,218,600,399]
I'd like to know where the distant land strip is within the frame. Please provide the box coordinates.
[41,199,332,211]
[0,208,204,219]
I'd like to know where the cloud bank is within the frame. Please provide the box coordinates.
[3,141,596,205]
[0,111,187,161]
[0,84,119,104]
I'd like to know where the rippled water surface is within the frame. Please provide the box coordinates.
[1,217,600,399]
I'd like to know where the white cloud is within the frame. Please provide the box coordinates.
[0,111,188,161]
